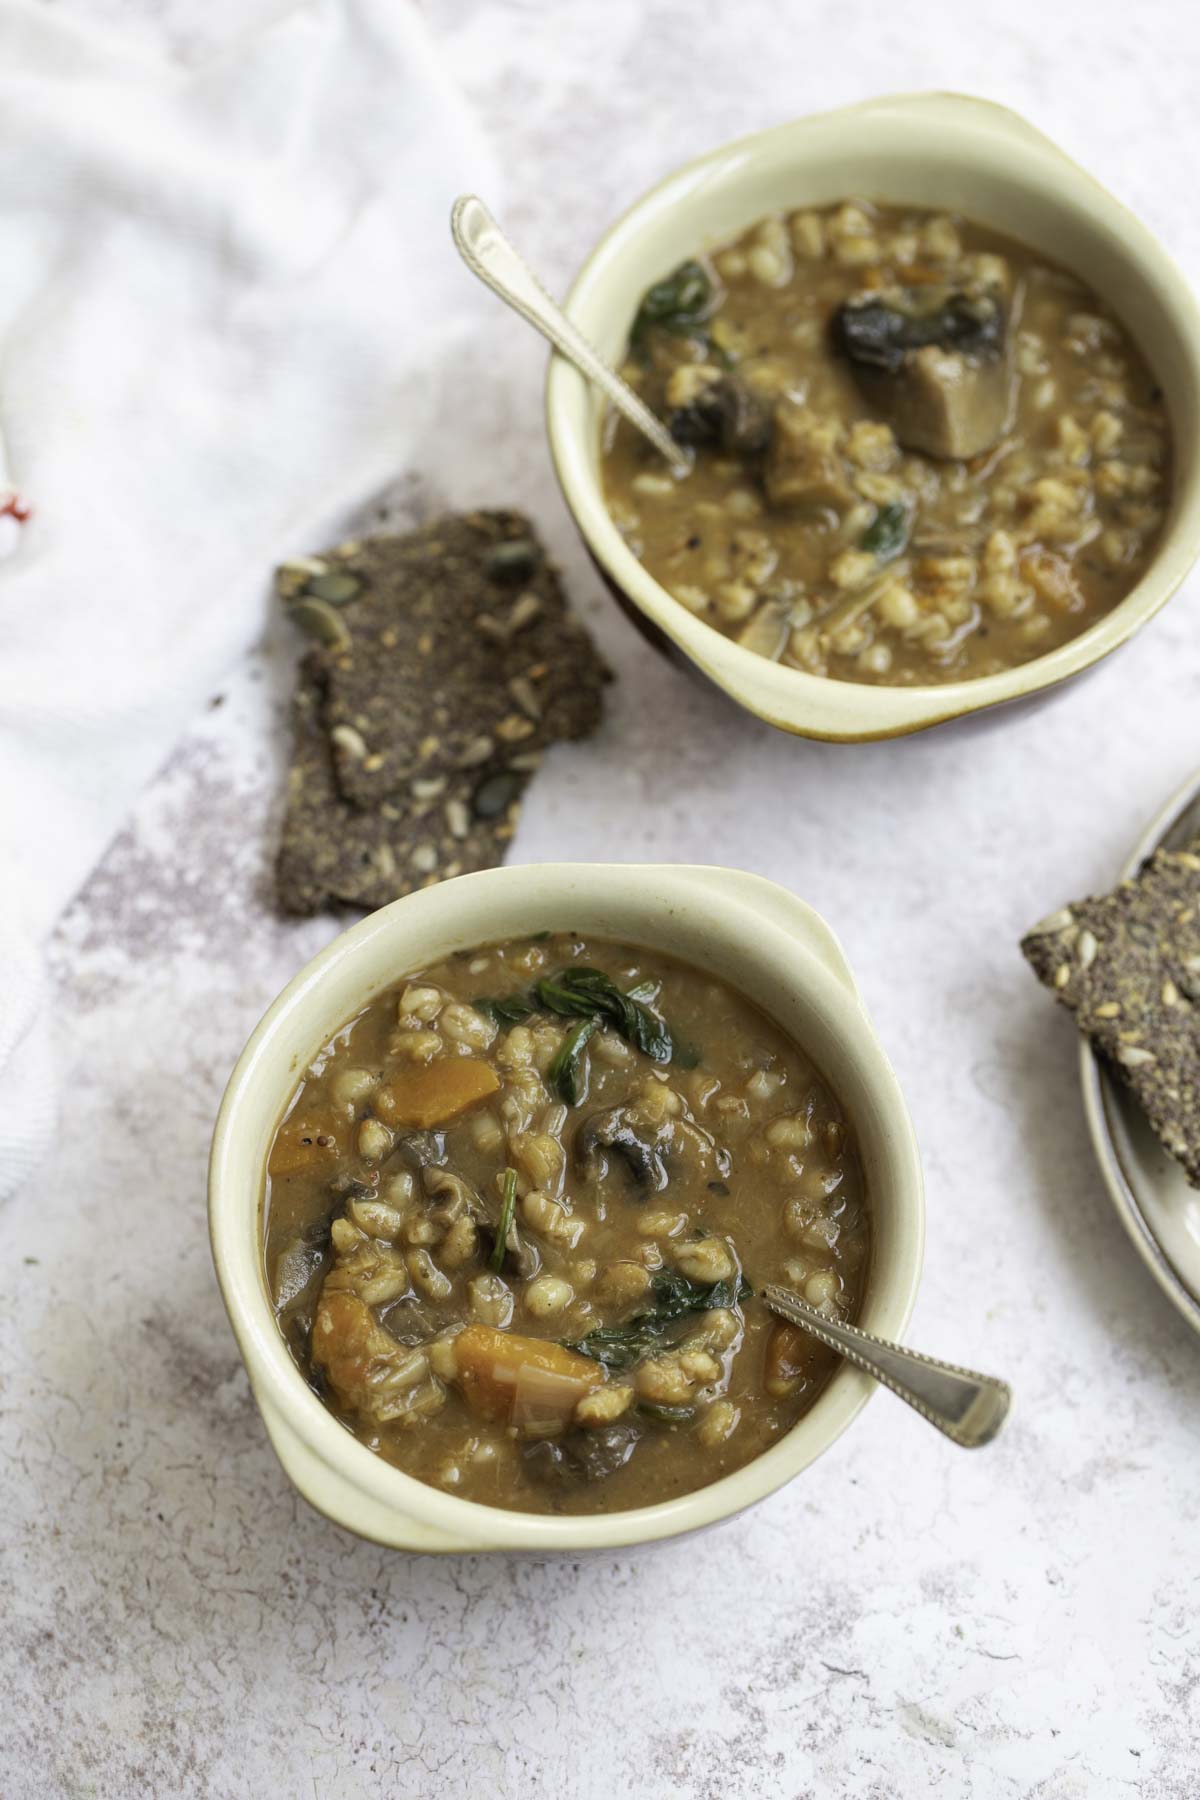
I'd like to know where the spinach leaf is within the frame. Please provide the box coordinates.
[475,993,536,1026]
[490,1167,519,1273]
[472,967,699,1100]
[536,967,673,1064]
[860,501,911,563]
[569,1269,752,1370]
[546,1014,602,1106]
[631,260,715,348]
[639,1403,695,1426]
[649,1269,752,1325]
[627,980,701,1067]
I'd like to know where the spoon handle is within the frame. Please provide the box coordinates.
[761,1284,1012,1449]
[450,195,688,474]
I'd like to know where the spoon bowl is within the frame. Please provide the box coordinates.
[450,194,689,475]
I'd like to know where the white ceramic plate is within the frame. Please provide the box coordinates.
[1081,768,1200,1333]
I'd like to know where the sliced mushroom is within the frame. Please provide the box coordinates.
[576,1104,671,1192]
[735,597,792,661]
[521,1421,642,1485]
[391,1129,446,1171]
[420,1164,537,1276]
[668,372,772,456]
[417,1166,536,1281]
[764,402,856,514]
[272,1221,332,1311]
[577,1093,728,1193]
[378,1295,451,1344]
[421,1167,482,1219]
[498,1223,540,1281]
[833,282,1014,460]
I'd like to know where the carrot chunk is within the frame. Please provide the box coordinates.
[375,1059,500,1129]
[452,1324,603,1429]
[267,1116,341,1177]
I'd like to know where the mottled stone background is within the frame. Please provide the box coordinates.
[5,1,1200,1794]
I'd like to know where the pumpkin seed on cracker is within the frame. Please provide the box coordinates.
[278,509,609,806]
[276,661,535,915]
[274,510,608,915]
[1021,842,1200,1185]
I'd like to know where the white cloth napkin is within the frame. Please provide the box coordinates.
[0,0,495,1200]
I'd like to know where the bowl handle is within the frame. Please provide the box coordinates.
[677,867,859,999]
[257,1396,481,1554]
[832,90,1083,165]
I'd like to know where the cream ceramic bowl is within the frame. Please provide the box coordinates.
[546,92,1200,740]
[209,864,924,1553]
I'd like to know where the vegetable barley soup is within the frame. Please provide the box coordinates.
[603,200,1170,685]
[265,934,868,1514]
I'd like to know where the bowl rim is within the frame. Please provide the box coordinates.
[209,862,925,1551]
[545,90,1200,740]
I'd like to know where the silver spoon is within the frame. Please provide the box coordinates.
[450,194,689,477]
[762,1283,1012,1449]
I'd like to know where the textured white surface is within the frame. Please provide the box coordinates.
[5,1,1200,1794]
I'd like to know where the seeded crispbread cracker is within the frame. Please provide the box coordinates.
[275,659,532,915]
[1021,842,1200,1185]
[275,510,608,806]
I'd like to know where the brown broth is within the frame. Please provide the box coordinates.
[603,200,1170,685]
[263,935,869,1514]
